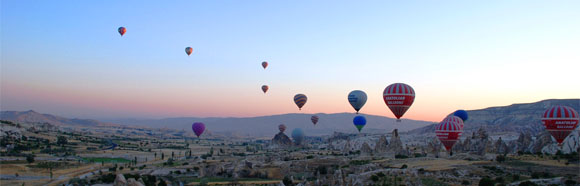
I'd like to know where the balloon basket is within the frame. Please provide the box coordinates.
[396,119,401,122]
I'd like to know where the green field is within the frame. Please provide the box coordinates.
[82,157,131,163]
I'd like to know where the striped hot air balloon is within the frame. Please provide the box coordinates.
[435,116,463,151]
[542,106,579,145]
[311,115,319,125]
[383,83,415,121]
[261,85,269,93]
[262,61,268,69]
[293,94,307,110]
[278,124,286,133]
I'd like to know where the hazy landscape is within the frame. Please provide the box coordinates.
[2,1,580,186]
[1,99,579,186]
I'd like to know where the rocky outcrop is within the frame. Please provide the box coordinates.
[428,137,442,156]
[127,178,145,186]
[494,137,509,155]
[467,128,494,155]
[387,129,407,156]
[114,174,127,186]
[272,132,292,147]
[361,142,372,155]
[343,139,352,155]
[531,131,554,153]
[514,131,533,153]
[374,135,389,153]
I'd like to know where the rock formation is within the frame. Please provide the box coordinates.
[387,129,407,156]
[360,142,372,155]
[374,135,389,153]
[494,137,509,155]
[272,132,292,147]
[114,174,127,186]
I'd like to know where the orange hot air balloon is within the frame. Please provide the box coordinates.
[261,85,269,93]
[118,27,126,36]
[185,47,193,56]
[262,61,268,69]
[293,94,307,110]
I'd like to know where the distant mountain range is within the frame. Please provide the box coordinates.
[409,99,580,135]
[104,113,433,137]
[3,99,578,137]
[0,110,119,127]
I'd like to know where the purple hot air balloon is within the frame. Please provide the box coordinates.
[192,122,205,138]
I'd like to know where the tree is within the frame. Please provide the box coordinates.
[26,155,35,164]
[282,176,294,186]
[161,152,164,160]
[57,136,68,146]
[478,177,494,186]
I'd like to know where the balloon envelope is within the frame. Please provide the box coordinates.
[192,122,205,138]
[262,61,268,69]
[453,110,468,122]
[118,27,126,36]
[353,116,367,132]
[185,47,193,56]
[435,116,463,151]
[278,124,286,133]
[311,115,319,125]
[261,85,269,93]
[291,128,304,145]
[542,106,579,145]
[293,94,307,110]
[348,90,368,114]
[383,83,415,120]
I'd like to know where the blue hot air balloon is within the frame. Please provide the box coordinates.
[353,116,367,132]
[291,128,304,145]
[453,110,468,122]
[348,90,367,114]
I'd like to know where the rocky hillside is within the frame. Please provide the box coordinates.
[0,110,119,127]
[409,99,579,135]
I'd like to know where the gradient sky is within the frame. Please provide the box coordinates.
[1,0,579,121]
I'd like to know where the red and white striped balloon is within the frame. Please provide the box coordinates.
[435,116,463,151]
[541,105,579,145]
[383,83,415,120]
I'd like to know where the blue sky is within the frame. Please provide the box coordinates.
[1,0,579,120]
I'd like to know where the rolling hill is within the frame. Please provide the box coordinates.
[409,99,580,135]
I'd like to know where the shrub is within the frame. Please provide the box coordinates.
[462,180,470,185]
[518,181,538,186]
[400,164,408,169]
[565,180,577,186]
[478,177,494,186]
[512,174,520,181]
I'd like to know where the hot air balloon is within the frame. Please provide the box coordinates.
[278,124,286,133]
[118,27,126,36]
[542,106,579,145]
[453,110,468,123]
[311,115,319,125]
[261,85,269,93]
[353,116,367,132]
[443,116,464,130]
[262,61,268,69]
[192,122,205,138]
[294,94,307,110]
[291,128,304,145]
[383,83,415,121]
[185,47,193,56]
[348,90,367,114]
[435,116,463,152]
